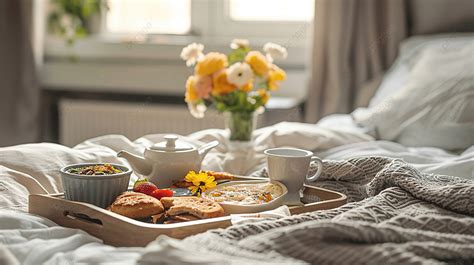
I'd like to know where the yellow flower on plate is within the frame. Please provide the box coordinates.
[184,171,216,196]
[257,89,270,104]
[245,51,269,76]
[212,70,237,95]
[195,52,228,76]
[267,64,286,91]
[240,81,253,92]
[184,76,199,103]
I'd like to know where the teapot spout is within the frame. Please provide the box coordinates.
[117,150,152,176]
[198,141,219,161]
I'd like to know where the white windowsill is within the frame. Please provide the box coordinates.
[44,35,309,66]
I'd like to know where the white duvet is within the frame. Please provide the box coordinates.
[0,117,473,264]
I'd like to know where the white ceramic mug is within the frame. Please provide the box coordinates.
[264,148,323,205]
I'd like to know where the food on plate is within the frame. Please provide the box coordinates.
[67,164,122,175]
[163,214,202,224]
[171,214,201,222]
[150,189,174,200]
[133,178,158,196]
[162,214,201,224]
[109,191,164,219]
[163,219,180,224]
[202,171,234,181]
[170,180,193,189]
[108,178,223,223]
[151,212,165,224]
[160,196,225,219]
[132,178,174,199]
[204,182,283,205]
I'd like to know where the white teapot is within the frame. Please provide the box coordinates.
[117,135,219,187]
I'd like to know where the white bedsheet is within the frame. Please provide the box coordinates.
[0,120,472,264]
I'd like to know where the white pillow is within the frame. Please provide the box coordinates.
[354,42,474,150]
[369,33,474,107]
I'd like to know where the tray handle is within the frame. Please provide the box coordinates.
[29,194,134,231]
[63,211,104,226]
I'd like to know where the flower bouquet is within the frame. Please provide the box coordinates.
[181,39,287,142]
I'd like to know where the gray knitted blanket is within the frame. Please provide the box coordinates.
[141,157,474,265]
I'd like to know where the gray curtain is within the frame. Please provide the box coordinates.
[0,0,40,146]
[305,0,408,123]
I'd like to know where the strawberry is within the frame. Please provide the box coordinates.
[150,189,174,200]
[133,178,157,196]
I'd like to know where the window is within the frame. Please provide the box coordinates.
[229,0,314,22]
[104,0,313,37]
[44,0,313,103]
[106,0,191,34]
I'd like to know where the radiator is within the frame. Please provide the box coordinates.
[59,99,227,146]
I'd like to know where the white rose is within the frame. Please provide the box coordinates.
[263,42,288,62]
[187,102,206,119]
[230,39,250,49]
[226,62,253,87]
[247,97,257,104]
[256,106,265,114]
[180,43,204,67]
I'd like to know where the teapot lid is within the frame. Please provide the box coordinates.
[150,135,195,152]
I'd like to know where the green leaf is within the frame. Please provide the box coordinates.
[215,102,226,112]
[47,0,103,46]
[238,92,246,105]
[227,47,249,65]
[256,80,269,90]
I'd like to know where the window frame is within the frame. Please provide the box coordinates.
[96,0,312,46]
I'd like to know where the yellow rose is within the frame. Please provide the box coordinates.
[268,64,286,90]
[245,51,269,76]
[185,76,199,103]
[212,70,236,95]
[257,89,269,104]
[240,81,253,92]
[195,52,228,76]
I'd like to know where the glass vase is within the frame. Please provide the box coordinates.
[224,111,258,142]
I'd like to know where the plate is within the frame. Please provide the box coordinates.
[202,180,288,214]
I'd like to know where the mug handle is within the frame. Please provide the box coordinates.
[306,156,323,182]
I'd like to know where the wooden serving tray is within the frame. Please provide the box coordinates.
[28,184,346,247]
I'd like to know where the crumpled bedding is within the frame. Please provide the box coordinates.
[0,121,373,212]
[0,121,473,264]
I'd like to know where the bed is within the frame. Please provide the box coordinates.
[1,33,474,264]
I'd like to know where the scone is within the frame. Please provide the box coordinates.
[110,191,164,219]
[160,196,224,219]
